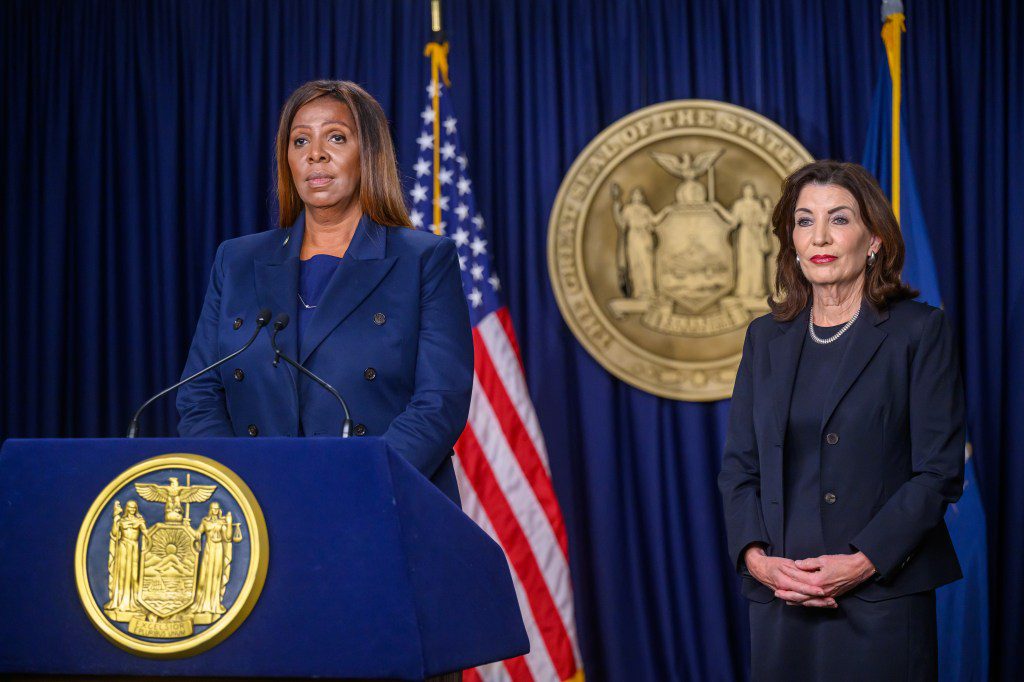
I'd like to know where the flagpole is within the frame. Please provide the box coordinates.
[425,0,449,236]
[881,0,906,226]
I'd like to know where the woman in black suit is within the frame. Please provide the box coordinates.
[719,160,964,680]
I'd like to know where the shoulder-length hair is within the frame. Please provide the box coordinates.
[769,159,917,321]
[274,80,411,228]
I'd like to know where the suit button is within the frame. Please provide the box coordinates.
[825,432,839,445]
[233,368,245,381]
[233,317,244,330]
[363,367,377,381]
[353,423,367,436]
[247,424,259,437]
[824,492,837,504]
[373,312,387,326]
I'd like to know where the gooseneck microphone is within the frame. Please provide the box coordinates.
[126,308,273,438]
[269,313,353,438]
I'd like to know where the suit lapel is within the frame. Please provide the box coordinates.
[254,216,303,387]
[299,216,397,365]
[768,307,808,444]
[818,300,889,432]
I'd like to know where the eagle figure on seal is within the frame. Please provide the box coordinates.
[649,149,724,204]
[135,478,216,523]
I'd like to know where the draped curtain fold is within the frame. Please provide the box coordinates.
[2,1,1020,679]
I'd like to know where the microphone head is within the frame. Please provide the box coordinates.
[273,313,290,331]
[256,308,273,327]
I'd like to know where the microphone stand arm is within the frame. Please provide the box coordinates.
[271,329,352,438]
[126,323,264,438]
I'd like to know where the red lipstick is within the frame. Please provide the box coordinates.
[809,254,837,264]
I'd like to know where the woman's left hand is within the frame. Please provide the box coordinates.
[787,552,877,600]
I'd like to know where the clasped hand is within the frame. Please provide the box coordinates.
[744,545,877,608]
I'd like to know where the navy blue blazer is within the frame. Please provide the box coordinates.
[718,298,965,602]
[176,214,473,505]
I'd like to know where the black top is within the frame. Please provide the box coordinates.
[782,318,856,559]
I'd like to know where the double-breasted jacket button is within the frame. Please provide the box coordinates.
[233,368,245,381]
[373,312,387,326]
[825,432,839,445]
[247,424,259,437]
[363,367,377,381]
[824,492,837,505]
[233,317,244,330]
[353,423,367,436]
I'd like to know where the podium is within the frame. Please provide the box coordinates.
[0,437,529,679]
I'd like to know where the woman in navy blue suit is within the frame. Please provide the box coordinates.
[176,80,473,506]
[719,161,965,680]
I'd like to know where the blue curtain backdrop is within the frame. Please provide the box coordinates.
[2,1,1021,679]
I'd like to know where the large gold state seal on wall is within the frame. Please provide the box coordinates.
[75,454,268,657]
[548,100,814,401]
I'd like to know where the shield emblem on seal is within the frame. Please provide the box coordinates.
[136,523,200,618]
[654,205,735,314]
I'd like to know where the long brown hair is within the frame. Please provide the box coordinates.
[769,160,917,320]
[274,80,411,228]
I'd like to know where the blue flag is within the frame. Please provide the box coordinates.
[862,56,989,682]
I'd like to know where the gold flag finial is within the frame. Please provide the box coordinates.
[431,0,442,34]
[424,38,450,235]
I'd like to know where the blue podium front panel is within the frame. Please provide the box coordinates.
[0,437,528,679]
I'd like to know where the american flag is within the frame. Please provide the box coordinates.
[408,46,583,682]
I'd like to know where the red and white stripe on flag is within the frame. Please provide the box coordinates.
[454,310,583,682]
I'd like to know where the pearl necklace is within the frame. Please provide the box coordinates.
[808,305,860,344]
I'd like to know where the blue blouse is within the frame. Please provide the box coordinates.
[297,254,342,361]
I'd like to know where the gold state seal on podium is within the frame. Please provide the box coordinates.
[75,454,268,657]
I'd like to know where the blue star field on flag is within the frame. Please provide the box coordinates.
[408,82,501,326]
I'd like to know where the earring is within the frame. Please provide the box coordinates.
[867,251,877,268]
[795,255,801,263]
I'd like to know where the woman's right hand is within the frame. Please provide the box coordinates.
[743,545,837,608]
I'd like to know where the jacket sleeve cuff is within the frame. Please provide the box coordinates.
[849,532,906,581]
[729,515,770,573]
[736,540,769,575]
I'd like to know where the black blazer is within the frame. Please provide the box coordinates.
[718,298,965,602]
